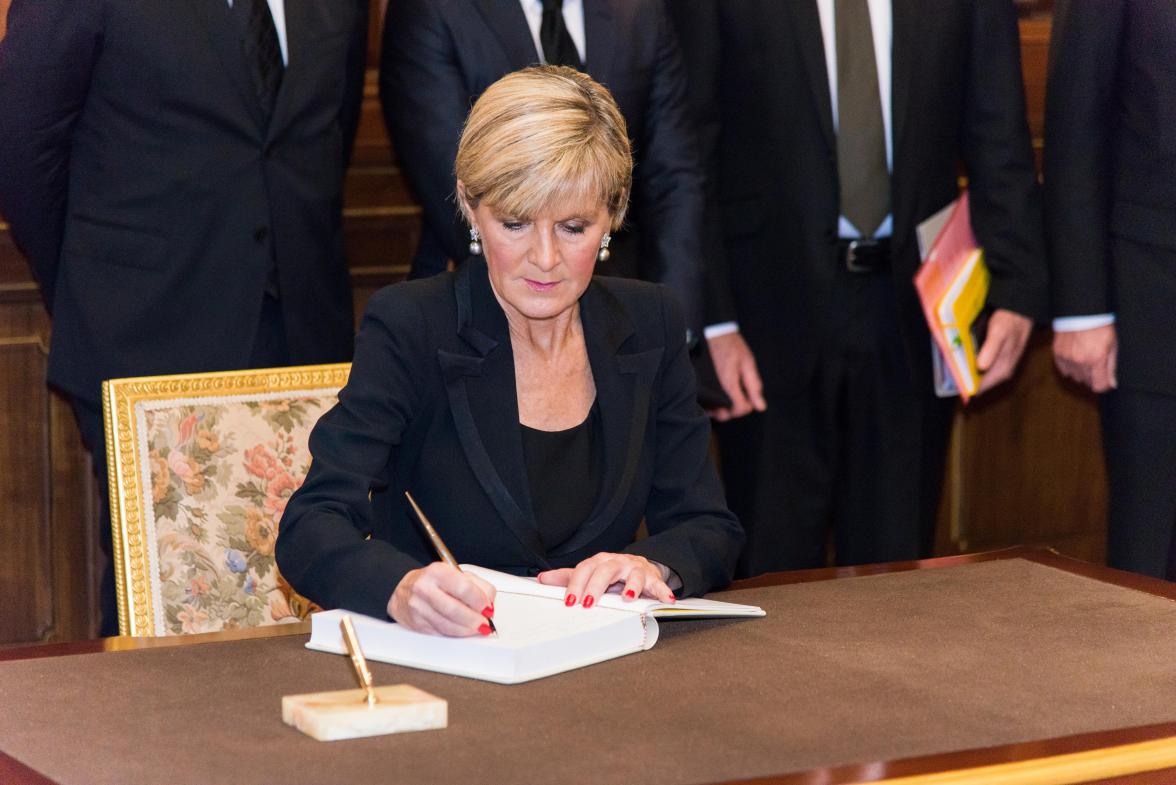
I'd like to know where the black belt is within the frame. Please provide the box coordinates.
[837,237,891,273]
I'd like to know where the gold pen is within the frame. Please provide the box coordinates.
[404,491,498,636]
[339,615,379,707]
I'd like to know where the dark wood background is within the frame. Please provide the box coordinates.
[0,3,1100,645]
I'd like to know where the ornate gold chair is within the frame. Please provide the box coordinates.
[102,364,350,637]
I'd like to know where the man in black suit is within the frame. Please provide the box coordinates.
[1045,0,1176,580]
[380,0,738,369]
[0,0,368,633]
[671,0,1048,576]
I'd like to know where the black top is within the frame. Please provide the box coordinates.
[520,402,604,552]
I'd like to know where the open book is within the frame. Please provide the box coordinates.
[307,565,765,684]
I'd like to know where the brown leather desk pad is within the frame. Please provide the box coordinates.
[1,557,1175,785]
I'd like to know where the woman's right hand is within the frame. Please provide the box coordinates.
[387,563,497,637]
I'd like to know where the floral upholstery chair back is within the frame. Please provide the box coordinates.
[102,364,350,637]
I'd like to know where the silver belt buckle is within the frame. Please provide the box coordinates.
[845,239,871,273]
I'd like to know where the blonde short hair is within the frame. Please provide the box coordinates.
[455,66,632,232]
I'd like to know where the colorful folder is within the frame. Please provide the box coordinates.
[915,192,990,402]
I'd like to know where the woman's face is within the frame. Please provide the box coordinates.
[467,195,611,325]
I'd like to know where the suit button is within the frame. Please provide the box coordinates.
[253,226,269,242]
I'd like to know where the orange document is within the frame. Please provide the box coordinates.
[914,192,990,403]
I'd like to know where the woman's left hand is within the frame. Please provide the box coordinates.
[537,553,676,608]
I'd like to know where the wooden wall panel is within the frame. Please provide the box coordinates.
[46,390,100,642]
[1021,16,1050,170]
[937,336,1108,564]
[0,307,52,643]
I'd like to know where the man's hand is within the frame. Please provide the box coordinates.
[975,309,1034,395]
[1053,324,1117,393]
[706,331,767,421]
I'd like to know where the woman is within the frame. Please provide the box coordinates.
[276,66,743,637]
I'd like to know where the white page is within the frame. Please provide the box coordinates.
[461,565,765,618]
[917,198,957,262]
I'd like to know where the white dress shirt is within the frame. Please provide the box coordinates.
[519,0,586,64]
[1053,313,1116,331]
[227,0,289,65]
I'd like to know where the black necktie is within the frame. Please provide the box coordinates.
[240,0,284,119]
[540,0,583,70]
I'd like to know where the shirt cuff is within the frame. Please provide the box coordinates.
[1053,314,1116,332]
[704,322,740,340]
[651,561,684,592]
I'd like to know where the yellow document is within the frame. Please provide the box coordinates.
[935,249,990,398]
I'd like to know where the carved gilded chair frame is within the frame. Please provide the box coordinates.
[102,364,351,637]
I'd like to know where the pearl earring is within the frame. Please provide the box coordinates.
[597,234,612,263]
[468,227,482,256]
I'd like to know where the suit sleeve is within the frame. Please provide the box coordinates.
[338,0,370,167]
[378,0,471,276]
[665,0,738,327]
[960,0,1049,322]
[276,286,431,618]
[0,0,103,311]
[1042,0,1126,318]
[623,286,744,596]
[628,3,706,339]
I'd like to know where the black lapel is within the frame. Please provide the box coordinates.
[438,261,548,563]
[890,0,919,186]
[548,281,662,557]
[474,0,543,71]
[889,0,921,236]
[788,0,835,154]
[188,0,267,133]
[266,0,312,143]
[582,0,615,87]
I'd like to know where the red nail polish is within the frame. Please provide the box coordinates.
[583,595,595,608]
[565,594,576,607]
[478,623,491,636]
[482,606,494,618]
[625,589,636,599]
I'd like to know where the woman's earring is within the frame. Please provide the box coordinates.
[597,234,612,263]
[468,227,483,256]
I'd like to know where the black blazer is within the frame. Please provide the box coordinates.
[1044,0,1176,394]
[276,259,743,619]
[379,0,705,337]
[0,0,368,402]
[670,0,1048,396]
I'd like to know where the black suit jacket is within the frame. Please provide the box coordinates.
[0,0,368,402]
[1044,0,1176,394]
[276,259,743,618]
[670,0,1048,397]
[379,0,705,338]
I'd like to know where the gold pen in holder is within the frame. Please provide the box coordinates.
[340,615,378,707]
[282,613,450,740]
[404,491,498,636]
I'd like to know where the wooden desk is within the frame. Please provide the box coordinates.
[1,548,1174,785]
